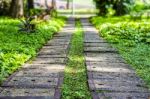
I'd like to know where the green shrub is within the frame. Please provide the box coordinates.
[0,17,65,83]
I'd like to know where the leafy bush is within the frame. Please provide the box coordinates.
[18,16,36,33]
[91,16,150,44]
[29,9,44,16]
[0,17,65,83]
[93,0,134,16]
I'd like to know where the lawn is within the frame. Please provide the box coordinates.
[91,16,150,88]
[62,19,91,99]
[0,17,65,83]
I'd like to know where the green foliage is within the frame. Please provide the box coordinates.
[132,0,150,12]
[91,16,150,44]
[93,0,134,16]
[62,19,91,99]
[91,16,150,88]
[0,17,65,83]
[0,0,11,16]
[129,1,150,20]
[50,9,58,18]
[29,9,44,16]
[18,16,36,33]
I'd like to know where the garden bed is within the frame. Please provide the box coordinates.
[0,17,65,83]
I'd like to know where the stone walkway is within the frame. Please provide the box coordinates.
[1,17,150,99]
[0,18,75,99]
[81,18,150,99]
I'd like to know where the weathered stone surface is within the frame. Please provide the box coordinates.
[89,79,144,87]
[84,40,107,43]
[86,62,130,67]
[96,92,150,99]
[45,44,67,47]
[89,79,148,93]
[61,29,75,33]
[52,37,71,40]
[42,46,68,50]
[88,72,142,83]
[39,49,67,54]
[84,47,117,53]
[22,64,65,71]
[54,34,72,37]
[14,68,63,77]
[86,53,121,58]
[83,27,97,30]
[86,60,125,64]
[38,51,67,55]
[84,35,98,38]
[0,88,55,97]
[2,77,58,88]
[87,65,134,73]
[32,58,66,64]
[21,64,65,77]
[47,39,70,43]
[84,37,100,40]
[37,54,67,58]
[45,42,70,46]
[85,57,124,63]
[84,43,111,47]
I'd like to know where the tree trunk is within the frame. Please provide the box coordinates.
[27,0,34,10]
[96,0,108,16]
[10,0,24,18]
[51,0,56,9]
[66,0,70,9]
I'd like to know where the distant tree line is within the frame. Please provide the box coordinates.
[0,0,57,18]
[93,0,134,16]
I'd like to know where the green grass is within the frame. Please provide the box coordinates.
[61,19,91,99]
[91,16,150,88]
[0,17,65,83]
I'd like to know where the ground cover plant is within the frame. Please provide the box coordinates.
[62,19,91,99]
[91,16,150,88]
[0,17,65,83]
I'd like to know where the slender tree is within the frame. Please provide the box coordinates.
[51,0,56,9]
[27,0,34,10]
[45,0,49,9]
[10,0,24,18]
[66,0,70,9]
[26,0,34,16]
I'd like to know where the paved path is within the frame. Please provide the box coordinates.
[0,18,75,99]
[1,17,150,99]
[81,18,150,99]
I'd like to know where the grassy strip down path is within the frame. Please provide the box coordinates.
[62,19,91,99]
[0,17,65,83]
[91,16,150,88]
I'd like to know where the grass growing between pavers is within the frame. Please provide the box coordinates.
[62,19,92,99]
[91,16,150,88]
[0,17,65,84]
